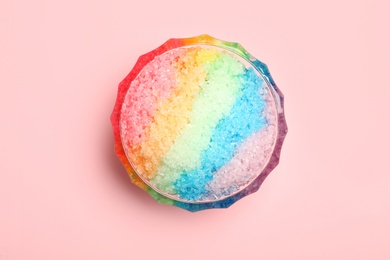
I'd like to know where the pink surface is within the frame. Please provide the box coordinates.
[0,0,389,259]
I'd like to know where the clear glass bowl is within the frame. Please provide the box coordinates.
[111,34,287,212]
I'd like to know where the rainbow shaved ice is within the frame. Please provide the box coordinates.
[111,35,287,211]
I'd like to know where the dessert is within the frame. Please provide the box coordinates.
[111,35,287,211]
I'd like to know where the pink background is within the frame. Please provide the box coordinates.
[1,0,389,259]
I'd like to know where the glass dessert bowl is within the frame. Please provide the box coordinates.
[111,35,287,211]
